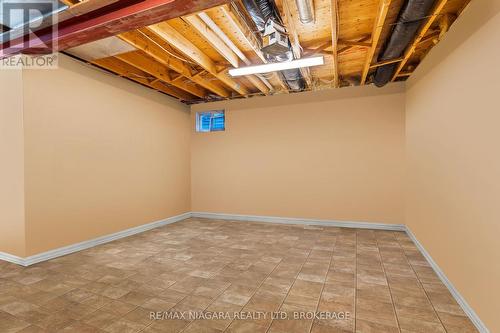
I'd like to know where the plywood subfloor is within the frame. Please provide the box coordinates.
[0,218,478,332]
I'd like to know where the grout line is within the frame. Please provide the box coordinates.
[176,281,231,333]
[171,220,297,333]
[174,219,274,330]
[263,241,315,333]
[393,232,449,333]
[219,246,285,333]
[176,221,236,333]
[31,274,145,332]
[374,230,402,333]
[307,235,336,333]
[2,218,482,332]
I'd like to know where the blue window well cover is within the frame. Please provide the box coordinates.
[197,111,225,132]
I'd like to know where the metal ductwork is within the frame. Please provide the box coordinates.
[241,0,280,32]
[241,0,305,91]
[373,0,437,87]
[295,0,315,24]
[280,63,305,90]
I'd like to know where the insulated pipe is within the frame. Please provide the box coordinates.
[281,68,305,90]
[295,0,314,24]
[198,12,248,62]
[241,0,278,32]
[373,0,437,87]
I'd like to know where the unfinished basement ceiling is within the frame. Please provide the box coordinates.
[64,0,471,103]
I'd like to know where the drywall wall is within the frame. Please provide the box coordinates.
[191,84,405,224]
[0,69,25,257]
[405,0,500,331]
[21,54,191,255]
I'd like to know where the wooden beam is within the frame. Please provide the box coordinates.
[147,21,248,95]
[92,57,194,101]
[118,30,230,98]
[183,13,269,94]
[338,40,371,48]
[2,0,231,57]
[59,0,78,6]
[276,0,299,59]
[58,0,121,19]
[220,6,264,63]
[360,0,392,85]
[149,22,216,73]
[220,4,287,91]
[330,0,339,88]
[183,15,239,68]
[115,51,206,98]
[196,11,272,94]
[391,0,449,81]
[304,49,331,56]
[397,71,412,77]
[418,30,441,45]
[308,41,331,52]
[242,76,268,95]
[114,52,172,82]
[338,36,371,55]
[93,57,152,85]
[275,0,313,88]
[369,57,403,69]
[62,0,266,97]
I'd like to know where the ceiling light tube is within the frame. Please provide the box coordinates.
[228,56,324,77]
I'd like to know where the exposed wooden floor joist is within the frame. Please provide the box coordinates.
[39,0,472,103]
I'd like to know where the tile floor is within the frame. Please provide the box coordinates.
[0,218,478,333]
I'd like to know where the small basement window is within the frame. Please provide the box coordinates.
[196,110,225,132]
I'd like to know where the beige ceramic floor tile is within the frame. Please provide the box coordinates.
[0,219,479,333]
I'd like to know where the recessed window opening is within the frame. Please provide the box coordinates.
[196,110,225,132]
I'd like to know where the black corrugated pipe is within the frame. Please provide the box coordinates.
[373,0,436,87]
[241,0,305,91]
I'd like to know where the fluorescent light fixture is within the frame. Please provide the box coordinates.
[229,56,324,77]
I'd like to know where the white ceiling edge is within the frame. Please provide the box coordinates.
[65,35,136,61]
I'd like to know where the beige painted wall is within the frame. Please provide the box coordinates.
[21,55,191,255]
[405,0,500,331]
[0,69,26,257]
[191,84,405,224]
[1,3,496,328]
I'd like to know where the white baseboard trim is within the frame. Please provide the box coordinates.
[0,211,488,332]
[0,212,191,267]
[405,226,489,333]
[0,251,26,266]
[191,211,406,231]
[0,212,402,267]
